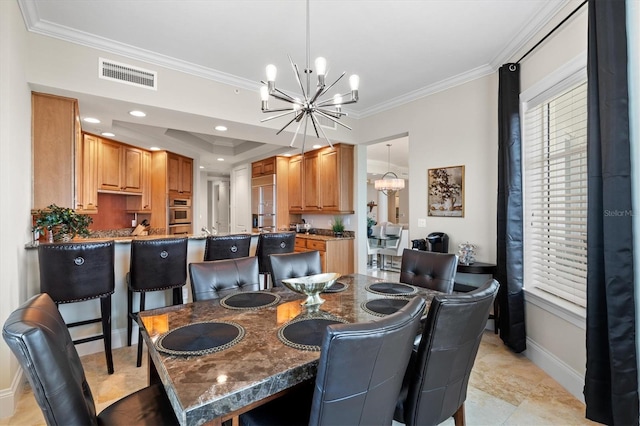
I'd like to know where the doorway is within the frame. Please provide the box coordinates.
[208,179,230,234]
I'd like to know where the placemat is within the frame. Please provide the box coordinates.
[322,281,348,293]
[365,282,418,297]
[220,291,281,310]
[155,321,245,356]
[278,316,348,351]
[361,298,411,317]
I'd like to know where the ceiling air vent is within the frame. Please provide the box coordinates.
[317,114,337,130]
[99,58,157,90]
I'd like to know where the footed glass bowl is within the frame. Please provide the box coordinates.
[281,273,341,307]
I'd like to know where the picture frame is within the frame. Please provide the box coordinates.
[428,165,464,217]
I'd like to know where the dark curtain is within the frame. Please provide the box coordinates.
[496,63,526,353]
[584,0,638,424]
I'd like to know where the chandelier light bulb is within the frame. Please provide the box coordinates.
[314,57,327,76]
[349,74,360,91]
[260,86,269,101]
[266,64,277,82]
[333,94,343,105]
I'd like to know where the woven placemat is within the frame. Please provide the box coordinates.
[278,316,348,351]
[220,291,281,310]
[155,321,245,356]
[365,282,418,297]
[361,298,412,317]
[322,281,348,293]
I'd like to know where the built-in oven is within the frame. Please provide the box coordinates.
[169,196,192,225]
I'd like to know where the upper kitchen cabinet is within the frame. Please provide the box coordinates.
[97,138,144,194]
[32,92,83,211]
[288,143,354,214]
[78,133,99,212]
[251,157,276,177]
[167,153,193,196]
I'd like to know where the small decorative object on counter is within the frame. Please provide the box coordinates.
[367,217,376,237]
[331,216,345,237]
[457,241,476,265]
[32,204,93,242]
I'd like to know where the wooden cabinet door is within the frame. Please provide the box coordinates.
[167,154,181,193]
[80,134,99,211]
[320,148,340,210]
[122,146,143,193]
[98,139,123,192]
[303,151,321,210]
[179,156,193,195]
[140,151,152,211]
[288,155,303,211]
[167,153,192,195]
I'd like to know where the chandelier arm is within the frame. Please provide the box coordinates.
[262,107,297,113]
[290,117,305,147]
[308,112,322,139]
[310,114,334,149]
[260,110,298,123]
[315,108,346,118]
[315,110,353,130]
[308,83,327,106]
[301,114,309,153]
[289,55,308,100]
[276,113,303,135]
[260,80,298,103]
[314,72,347,104]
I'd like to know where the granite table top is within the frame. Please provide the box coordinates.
[138,273,440,426]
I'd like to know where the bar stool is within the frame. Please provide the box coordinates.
[255,232,297,289]
[127,237,188,367]
[203,234,251,261]
[38,241,115,374]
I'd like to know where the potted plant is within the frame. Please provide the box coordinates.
[332,216,345,237]
[33,204,93,242]
[367,217,376,237]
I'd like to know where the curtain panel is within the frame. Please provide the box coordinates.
[584,0,638,424]
[496,63,526,353]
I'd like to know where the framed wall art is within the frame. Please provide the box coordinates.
[428,165,464,217]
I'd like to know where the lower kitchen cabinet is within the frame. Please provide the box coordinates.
[294,235,354,276]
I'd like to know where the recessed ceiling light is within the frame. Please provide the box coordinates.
[83,117,100,124]
[217,158,224,162]
[101,132,115,137]
[312,144,322,149]
[214,125,228,132]
[199,166,205,169]
[129,110,146,117]
[149,146,161,151]
[284,153,292,157]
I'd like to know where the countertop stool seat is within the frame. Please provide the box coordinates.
[255,232,297,289]
[127,237,188,367]
[38,241,115,374]
[203,234,251,261]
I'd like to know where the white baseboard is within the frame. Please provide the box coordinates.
[525,337,585,403]
[0,367,24,419]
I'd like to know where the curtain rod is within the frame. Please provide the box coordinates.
[516,0,588,64]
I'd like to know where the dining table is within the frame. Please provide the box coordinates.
[138,273,442,426]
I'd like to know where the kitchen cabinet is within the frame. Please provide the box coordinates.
[287,143,354,214]
[126,150,152,213]
[78,133,99,212]
[251,157,276,177]
[32,92,83,211]
[97,138,143,194]
[294,235,354,276]
[167,153,193,195]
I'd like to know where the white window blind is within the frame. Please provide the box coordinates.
[523,81,588,307]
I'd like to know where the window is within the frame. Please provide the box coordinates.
[523,80,588,308]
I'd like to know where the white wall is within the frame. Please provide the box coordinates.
[0,0,34,416]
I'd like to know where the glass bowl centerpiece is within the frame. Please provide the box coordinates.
[281,273,341,307]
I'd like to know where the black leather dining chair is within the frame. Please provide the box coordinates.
[127,237,188,367]
[394,279,500,426]
[399,249,458,293]
[3,293,179,426]
[38,241,115,374]
[254,232,297,288]
[268,250,322,288]
[239,296,426,426]
[189,256,260,301]
[203,234,251,261]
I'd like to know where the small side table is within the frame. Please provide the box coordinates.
[454,262,498,333]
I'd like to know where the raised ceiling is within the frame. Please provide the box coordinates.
[19,0,569,173]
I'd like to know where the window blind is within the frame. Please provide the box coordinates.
[523,81,588,307]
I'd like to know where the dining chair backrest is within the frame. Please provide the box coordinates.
[394,279,499,426]
[189,257,260,301]
[129,238,188,292]
[399,249,458,293]
[379,229,409,255]
[3,293,98,425]
[370,225,382,238]
[308,296,426,426]
[203,234,251,261]
[255,232,297,274]
[268,251,322,288]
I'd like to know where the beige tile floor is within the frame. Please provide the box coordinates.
[2,268,596,425]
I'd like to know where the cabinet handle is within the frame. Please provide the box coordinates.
[143,205,149,209]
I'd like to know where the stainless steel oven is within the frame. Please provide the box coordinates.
[169,196,192,225]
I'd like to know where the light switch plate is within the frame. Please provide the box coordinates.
[418,218,427,228]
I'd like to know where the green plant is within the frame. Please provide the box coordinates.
[367,217,376,228]
[33,204,93,241]
[331,216,345,233]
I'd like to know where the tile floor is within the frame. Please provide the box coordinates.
[2,269,596,425]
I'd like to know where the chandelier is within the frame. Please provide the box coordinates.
[374,144,405,195]
[259,0,359,152]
